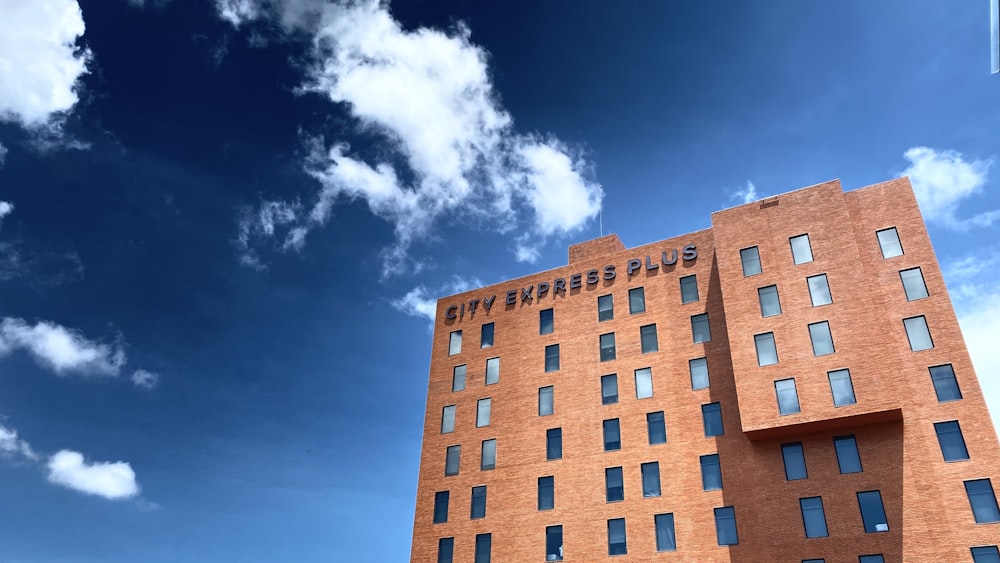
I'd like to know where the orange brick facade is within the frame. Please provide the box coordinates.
[410,178,1000,562]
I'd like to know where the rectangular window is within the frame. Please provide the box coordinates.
[603,418,622,451]
[485,357,499,385]
[755,333,778,366]
[680,275,699,303]
[437,537,454,563]
[758,285,781,317]
[859,556,885,563]
[433,491,449,523]
[538,476,554,510]
[546,428,562,461]
[545,525,563,561]
[904,316,933,351]
[539,386,554,416]
[782,442,808,480]
[629,287,646,314]
[544,344,560,372]
[607,518,628,555]
[834,435,863,474]
[480,323,494,348]
[966,479,1000,523]
[828,369,857,407]
[481,439,496,471]
[877,227,903,258]
[691,313,711,343]
[807,274,833,306]
[930,364,963,402]
[972,546,1000,562]
[539,308,554,335]
[598,294,614,321]
[641,461,661,497]
[640,324,659,353]
[634,367,653,399]
[715,506,739,546]
[448,330,462,356]
[470,486,486,519]
[474,533,491,563]
[790,234,814,264]
[600,333,617,361]
[900,268,928,300]
[808,321,835,356]
[741,246,762,276]
[690,357,710,390]
[935,421,970,461]
[775,378,801,415]
[441,405,456,434]
[445,445,460,476]
[803,560,826,563]
[701,454,723,491]
[476,398,491,427]
[647,411,666,444]
[702,403,724,437]
[655,513,677,552]
[800,496,829,538]
[605,466,625,502]
[857,490,889,532]
[452,364,466,392]
[601,374,619,405]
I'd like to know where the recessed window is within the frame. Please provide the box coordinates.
[930,364,962,402]
[441,405,456,434]
[485,357,499,385]
[452,364,466,392]
[834,435,862,474]
[601,374,619,405]
[640,324,659,353]
[790,234,814,265]
[808,321,835,356]
[702,403,724,437]
[800,496,829,538]
[476,398,491,427]
[608,518,628,555]
[857,490,889,532]
[598,294,614,321]
[828,369,857,407]
[775,378,801,415]
[680,275,699,303]
[545,525,563,561]
[540,308,554,335]
[807,274,833,306]
[433,491,449,523]
[544,344,560,372]
[755,333,778,366]
[539,386,554,416]
[470,485,486,519]
[603,418,622,451]
[714,506,739,546]
[904,316,933,351]
[972,546,1000,562]
[538,476,554,510]
[445,445,460,476]
[803,560,826,563]
[641,461,661,497]
[635,367,653,399]
[448,330,462,356]
[605,466,625,502]
[740,246,762,276]
[966,479,1000,523]
[654,513,677,552]
[647,411,666,445]
[690,357,710,390]
[474,533,491,563]
[877,227,903,258]
[600,333,617,361]
[629,287,646,314]
[782,442,808,480]
[438,537,454,563]
[481,439,496,470]
[480,323,494,348]
[546,428,562,461]
[935,421,970,462]
[691,313,711,343]
[758,285,781,317]
[900,268,928,300]
[859,556,885,563]
[701,454,722,491]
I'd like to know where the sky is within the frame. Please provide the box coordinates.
[0,0,998,561]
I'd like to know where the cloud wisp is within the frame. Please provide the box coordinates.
[392,275,484,324]
[897,147,996,230]
[0,423,40,461]
[729,181,759,205]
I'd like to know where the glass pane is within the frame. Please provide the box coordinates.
[640,324,658,353]
[701,454,722,491]
[680,275,699,303]
[470,486,486,519]
[741,247,761,276]
[828,369,857,406]
[607,518,627,555]
[758,285,781,317]
[539,386,554,416]
[900,268,928,300]
[485,357,499,385]
[857,490,889,532]
[538,477,554,510]
[971,546,1000,563]
[600,333,617,361]
[629,287,646,314]
[545,525,563,560]
[904,316,933,351]
[540,308,554,335]
[807,274,833,306]
[809,321,835,356]
[859,557,885,563]
[641,462,661,497]
[790,234,814,264]
[800,497,828,538]
[755,333,778,366]
[703,403,723,436]
[834,435,862,473]
[690,357,710,390]
[605,466,624,502]
[655,513,676,552]
[598,294,614,321]
[476,398,491,427]
[480,323,494,348]
[647,411,666,444]
[935,421,969,461]
[877,227,903,258]
[715,506,738,546]
[601,374,618,405]
[966,479,1000,523]
[445,445,460,476]
[775,379,800,415]
[441,405,456,433]
[692,314,711,343]
[635,367,653,399]
[782,443,807,480]
[603,419,621,451]
[930,364,962,402]
[452,364,466,392]
[481,439,496,470]
[438,538,454,563]
[448,330,462,355]
[546,428,562,460]
[545,344,560,372]
[474,533,491,563]
[433,491,449,523]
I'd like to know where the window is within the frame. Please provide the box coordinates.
[935,421,970,461]
[930,364,963,402]
[758,285,781,317]
[702,403,724,437]
[481,323,494,348]
[452,364,466,392]
[655,513,677,552]
[485,357,499,385]
[437,537,454,563]
[680,275,699,303]
[448,330,462,355]
[629,287,646,314]
[540,308,554,335]
[828,369,857,407]
[857,490,889,532]
[807,274,833,306]
[775,378,800,415]
[966,479,1000,523]
[545,525,563,561]
[606,466,625,502]
[476,398,491,427]
[545,344,560,372]
[800,496,829,538]
[701,454,722,491]
[741,246,762,276]
[808,321,835,356]
[877,227,903,258]
[538,476,554,510]
[607,518,628,555]
[433,491,449,523]
[641,461,661,497]
[546,428,562,461]
[470,486,486,519]
[904,316,933,351]
[691,313,711,343]
[755,333,778,366]
[640,324,659,353]
[647,411,666,444]
[859,556,885,563]
[782,442,808,480]
[600,333,617,361]
[972,546,1000,563]
[803,560,826,563]
[539,386,554,416]
[900,268,928,300]
[834,435,862,474]
[441,405,456,434]
[635,367,653,399]
[603,418,622,451]
[714,506,739,546]
[481,439,496,470]
[790,234,814,264]
[601,374,619,405]
[690,357,710,390]
[598,294,614,321]
[445,445,460,476]
[474,533,491,563]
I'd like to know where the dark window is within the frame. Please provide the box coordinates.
[690,357,710,390]
[480,323,494,348]
[741,246,762,276]
[449,330,462,356]
[857,490,889,532]
[758,285,781,317]
[485,357,499,385]
[603,418,622,451]
[808,321,835,356]
[634,367,653,399]
[775,378,800,415]
[476,398,491,427]
[972,546,1000,563]
[474,533,491,563]
[930,364,963,402]
[782,442,808,480]
[641,461,661,497]
[803,559,825,563]
[629,287,646,314]
[441,405,456,434]
[828,369,857,407]
[433,491,449,523]
[935,420,970,462]
[538,476,554,510]
[904,316,933,351]
[900,268,928,300]
[715,506,739,546]
[600,333,617,361]
[481,439,496,471]
[545,344,560,372]
[859,556,885,563]
[601,374,619,405]
[966,479,1000,523]
[445,445,460,476]
[877,227,903,258]
[790,234,814,264]
[834,435,862,474]
[655,513,677,552]
[691,313,711,343]
[755,333,778,366]
[702,403,723,437]
[807,274,833,306]
[701,454,722,491]
[546,428,562,461]
[647,411,666,444]
[800,496,829,538]
[539,386,554,416]
[640,324,659,353]
[598,294,614,321]
[680,275,699,304]
[608,518,628,555]
[546,525,563,561]
[470,486,486,519]
[606,466,624,502]
[452,364,466,392]
[540,308,554,335]
[437,537,454,563]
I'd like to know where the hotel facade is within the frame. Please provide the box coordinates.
[409,178,1000,562]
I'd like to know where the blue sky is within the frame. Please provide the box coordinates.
[0,0,998,561]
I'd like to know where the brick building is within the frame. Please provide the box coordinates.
[409,178,1000,562]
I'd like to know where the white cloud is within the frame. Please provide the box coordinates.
[730,181,759,204]
[514,237,542,264]
[236,199,303,270]
[0,142,7,167]
[130,369,159,389]
[0,423,39,461]
[392,275,483,323]
[897,147,996,230]
[47,450,140,500]
[215,0,260,26]
[0,201,13,220]
[0,317,125,377]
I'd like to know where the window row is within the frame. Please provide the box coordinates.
[739,226,905,279]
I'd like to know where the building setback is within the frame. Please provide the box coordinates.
[409,178,1000,562]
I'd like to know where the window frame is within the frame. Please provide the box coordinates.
[702,402,724,437]
[828,369,857,407]
[480,322,494,348]
[680,275,699,304]
[900,267,929,301]
[480,439,496,471]
[476,397,491,427]
[629,287,646,314]
[635,367,654,399]
[640,324,659,353]
[545,525,563,561]
[691,313,711,344]
[690,357,710,390]
[647,411,667,445]
[437,537,454,563]
[605,466,625,502]
[433,490,449,524]
[930,364,963,402]
[641,461,661,498]
[538,385,554,416]
[775,378,801,415]
[807,274,833,307]
[603,418,622,451]
[971,546,1000,562]
[857,490,889,533]
[654,513,677,552]
[452,364,466,392]
[600,332,617,362]
[545,343,560,372]
[539,308,554,335]
[755,332,778,366]
[448,330,462,356]
[808,321,835,356]
[877,227,903,258]
[485,357,500,385]
[714,506,739,546]
[598,294,614,321]
[546,428,562,461]
[935,420,970,462]
[966,479,1000,523]
[758,285,781,317]
[740,246,762,276]
[445,445,461,476]
[800,496,829,538]
[782,442,808,480]
[701,453,723,491]
[601,374,619,405]
[607,518,628,556]
[474,533,491,563]
[903,315,934,351]
[441,404,456,434]
[790,234,814,265]
[834,435,863,474]
[470,485,487,519]
[538,476,554,511]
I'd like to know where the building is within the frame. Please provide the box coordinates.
[409,178,1000,562]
